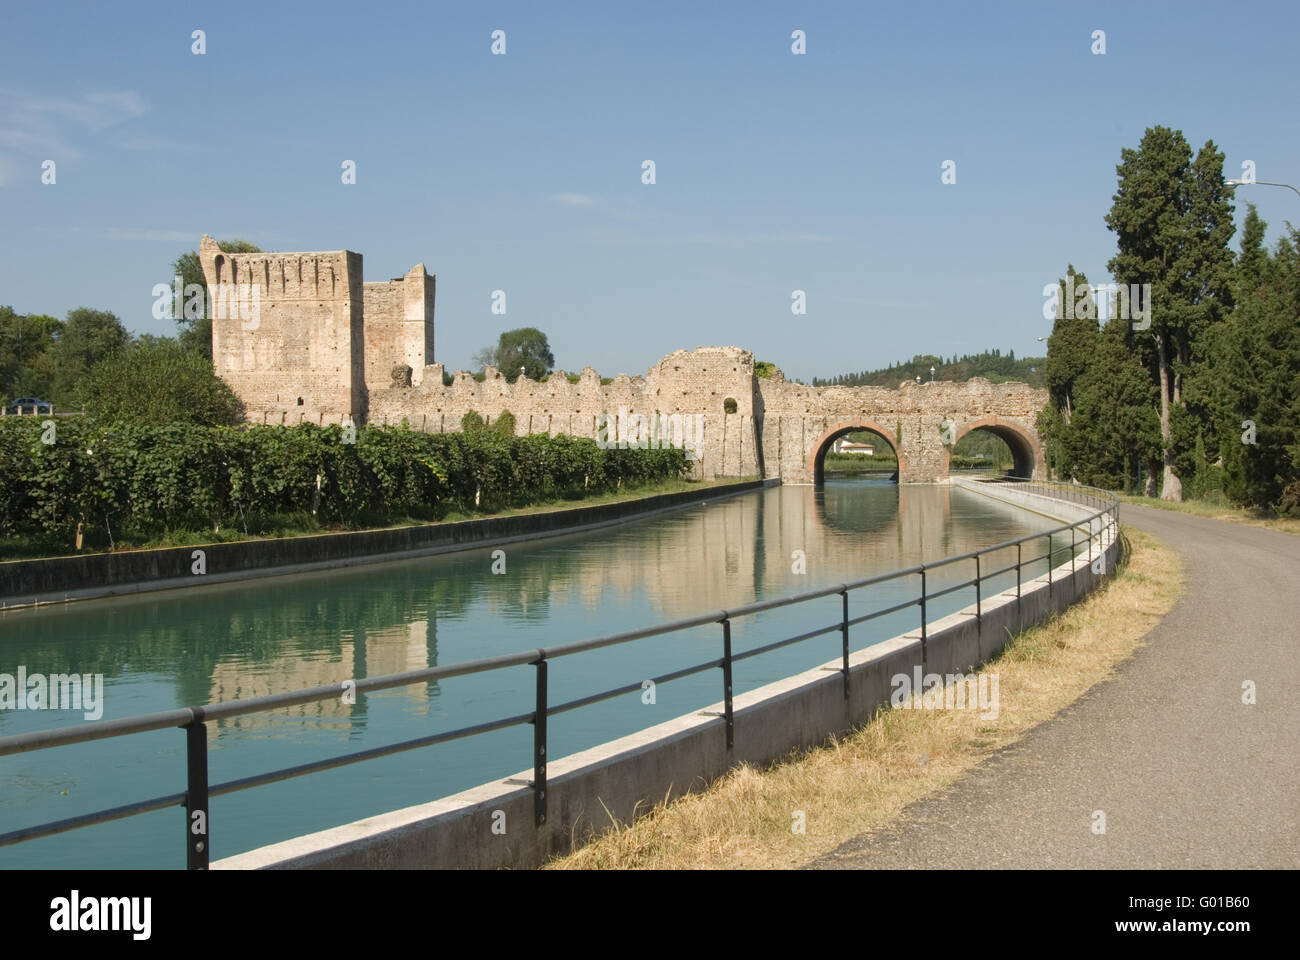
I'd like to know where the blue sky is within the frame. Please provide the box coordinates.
[1,0,1296,380]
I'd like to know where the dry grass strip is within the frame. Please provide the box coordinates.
[546,525,1182,869]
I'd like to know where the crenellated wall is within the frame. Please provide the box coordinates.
[200,236,1047,482]
[199,235,367,425]
[367,346,764,480]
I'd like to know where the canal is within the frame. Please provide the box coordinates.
[0,477,1077,868]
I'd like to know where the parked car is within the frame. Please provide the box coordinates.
[5,397,53,414]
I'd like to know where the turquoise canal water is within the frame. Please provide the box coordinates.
[0,478,1077,868]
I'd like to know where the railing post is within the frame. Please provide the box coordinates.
[1071,523,1079,600]
[840,589,850,701]
[533,657,548,827]
[721,617,735,749]
[1047,533,1053,587]
[185,718,209,870]
[1016,540,1023,628]
[919,567,928,665]
[974,554,981,624]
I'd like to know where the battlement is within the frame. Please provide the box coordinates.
[198,236,433,425]
[198,236,1046,483]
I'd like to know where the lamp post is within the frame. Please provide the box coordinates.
[1227,178,1300,199]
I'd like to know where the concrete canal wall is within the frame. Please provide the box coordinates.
[0,479,771,609]
[215,482,1119,870]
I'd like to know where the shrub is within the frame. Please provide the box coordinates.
[492,410,516,437]
[0,419,692,550]
[79,340,243,427]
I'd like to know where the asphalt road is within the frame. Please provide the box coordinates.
[808,504,1300,869]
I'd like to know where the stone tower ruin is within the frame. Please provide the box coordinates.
[199,236,1048,482]
[198,235,434,426]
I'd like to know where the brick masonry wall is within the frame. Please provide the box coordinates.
[200,238,1045,480]
[200,236,364,425]
[757,371,1048,482]
[362,264,435,396]
[367,347,763,480]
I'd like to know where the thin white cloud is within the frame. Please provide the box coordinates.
[1,89,148,130]
[0,88,151,184]
[550,192,598,207]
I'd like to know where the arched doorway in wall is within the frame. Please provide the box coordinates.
[808,421,902,485]
[949,418,1041,479]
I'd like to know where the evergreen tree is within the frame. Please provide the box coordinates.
[1105,127,1235,500]
[1205,208,1300,511]
[1044,265,1100,424]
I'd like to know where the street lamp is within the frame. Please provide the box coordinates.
[1227,178,1300,199]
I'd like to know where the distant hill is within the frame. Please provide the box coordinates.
[810,349,1045,388]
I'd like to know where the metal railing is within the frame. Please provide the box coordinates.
[0,478,1118,868]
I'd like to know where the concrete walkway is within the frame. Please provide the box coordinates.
[809,504,1300,869]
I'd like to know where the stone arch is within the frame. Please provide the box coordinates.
[949,416,1043,479]
[807,420,904,484]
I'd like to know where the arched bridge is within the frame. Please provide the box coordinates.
[757,373,1047,483]
[359,345,1048,485]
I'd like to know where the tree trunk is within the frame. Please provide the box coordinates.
[1156,333,1183,501]
[1174,337,1188,405]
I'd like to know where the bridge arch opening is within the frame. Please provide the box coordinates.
[949,419,1040,480]
[809,421,902,485]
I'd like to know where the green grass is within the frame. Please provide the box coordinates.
[1116,491,1300,535]
[823,453,898,475]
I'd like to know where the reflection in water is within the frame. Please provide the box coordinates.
[0,478,1071,867]
[207,620,435,738]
